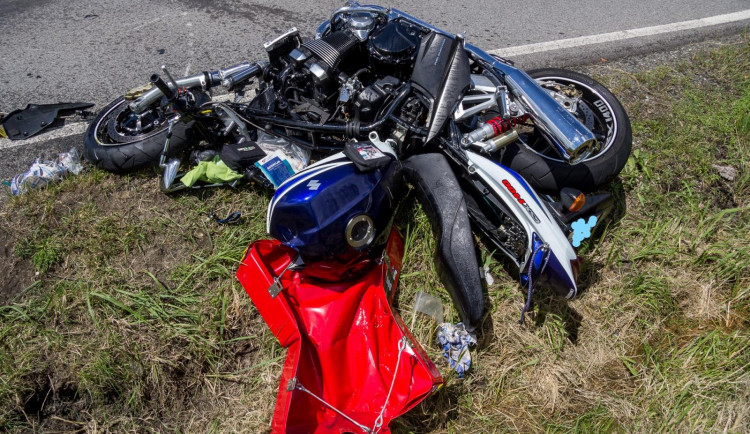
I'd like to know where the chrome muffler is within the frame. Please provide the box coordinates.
[466,44,597,164]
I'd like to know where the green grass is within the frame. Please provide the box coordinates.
[1,37,749,432]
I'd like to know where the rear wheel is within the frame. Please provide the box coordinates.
[500,68,632,193]
[83,96,194,173]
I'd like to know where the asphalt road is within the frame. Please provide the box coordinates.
[1,0,749,179]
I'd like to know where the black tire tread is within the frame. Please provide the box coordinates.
[83,97,192,173]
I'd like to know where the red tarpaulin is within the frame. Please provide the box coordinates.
[237,230,443,433]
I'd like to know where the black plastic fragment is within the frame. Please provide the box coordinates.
[1,102,94,140]
[402,153,484,331]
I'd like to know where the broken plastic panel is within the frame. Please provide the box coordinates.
[236,229,442,433]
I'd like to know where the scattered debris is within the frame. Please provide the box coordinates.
[5,148,82,195]
[571,215,598,247]
[437,322,477,378]
[482,264,494,285]
[713,164,737,182]
[0,102,93,140]
[208,211,241,224]
[413,291,444,325]
[180,156,242,187]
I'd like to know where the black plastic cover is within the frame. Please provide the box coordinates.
[410,33,457,100]
[2,102,93,140]
[368,21,421,65]
[402,153,484,331]
[410,33,471,142]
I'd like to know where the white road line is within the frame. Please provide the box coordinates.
[131,13,172,31]
[490,9,750,57]
[2,10,749,150]
[0,122,89,151]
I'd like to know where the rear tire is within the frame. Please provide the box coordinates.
[83,97,193,173]
[499,68,632,193]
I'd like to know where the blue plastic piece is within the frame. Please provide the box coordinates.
[571,216,598,247]
[522,232,578,299]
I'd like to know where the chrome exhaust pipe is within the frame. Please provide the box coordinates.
[466,44,597,164]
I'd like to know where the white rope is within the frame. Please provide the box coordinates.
[292,336,410,434]
[294,382,372,433]
[372,337,408,433]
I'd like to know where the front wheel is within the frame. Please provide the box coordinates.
[83,96,194,173]
[500,68,632,193]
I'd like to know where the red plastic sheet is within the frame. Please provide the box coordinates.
[237,230,443,433]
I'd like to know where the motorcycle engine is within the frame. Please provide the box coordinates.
[286,31,361,100]
[263,16,422,127]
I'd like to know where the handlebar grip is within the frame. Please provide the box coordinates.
[150,74,176,100]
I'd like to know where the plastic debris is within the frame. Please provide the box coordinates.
[256,131,310,173]
[713,164,737,182]
[1,102,93,140]
[413,291,444,325]
[482,264,494,285]
[208,211,241,224]
[437,322,477,378]
[7,148,82,195]
[571,215,598,247]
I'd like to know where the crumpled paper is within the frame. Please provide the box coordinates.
[437,322,477,378]
[7,148,82,195]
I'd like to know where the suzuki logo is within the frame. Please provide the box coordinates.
[307,180,321,191]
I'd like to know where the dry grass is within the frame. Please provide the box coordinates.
[1,37,749,432]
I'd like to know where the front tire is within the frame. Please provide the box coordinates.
[500,68,632,193]
[83,97,193,173]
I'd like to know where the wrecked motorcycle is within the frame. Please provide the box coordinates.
[84,4,630,194]
[86,3,631,430]
[82,0,632,340]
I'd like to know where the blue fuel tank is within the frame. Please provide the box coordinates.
[267,152,402,262]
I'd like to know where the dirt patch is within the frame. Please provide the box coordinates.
[0,224,36,304]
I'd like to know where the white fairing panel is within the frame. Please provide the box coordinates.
[466,151,578,288]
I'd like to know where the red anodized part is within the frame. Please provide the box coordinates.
[486,114,530,135]
[236,229,443,433]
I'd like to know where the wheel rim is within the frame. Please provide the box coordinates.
[525,75,618,164]
[93,99,170,146]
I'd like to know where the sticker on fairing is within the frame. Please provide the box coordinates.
[355,143,386,161]
[502,179,541,223]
